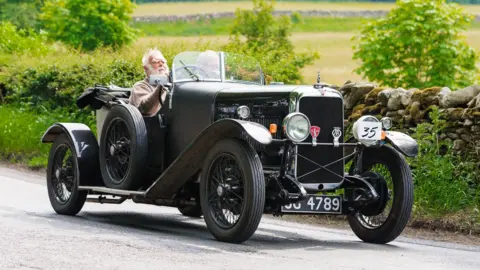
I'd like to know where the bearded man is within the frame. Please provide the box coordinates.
[129,48,169,116]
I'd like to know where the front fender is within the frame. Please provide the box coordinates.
[384,131,418,157]
[144,119,272,198]
[41,122,102,186]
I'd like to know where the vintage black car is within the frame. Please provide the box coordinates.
[41,51,418,244]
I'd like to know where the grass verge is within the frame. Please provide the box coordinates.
[0,104,95,169]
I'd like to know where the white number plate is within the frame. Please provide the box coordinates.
[281,195,342,214]
[357,121,382,140]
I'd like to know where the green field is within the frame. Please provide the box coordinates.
[133,17,378,36]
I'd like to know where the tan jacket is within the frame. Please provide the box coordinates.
[129,78,167,116]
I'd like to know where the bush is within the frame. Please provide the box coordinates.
[0,38,217,111]
[408,106,479,227]
[0,21,53,56]
[221,0,319,84]
[39,0,139,51]
[352,0,478,89]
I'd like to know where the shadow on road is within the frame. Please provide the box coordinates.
[43,210,403,253]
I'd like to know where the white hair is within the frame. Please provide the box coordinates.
[196,50,219,66]
[142,48,169,74]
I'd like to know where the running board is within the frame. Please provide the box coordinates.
[78,186,146,197]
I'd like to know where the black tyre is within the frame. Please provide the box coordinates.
[347,145,414,244]
[178,205,203,218]
[200,139,265,243]
[47,133,87,215]
[99,104,148,190]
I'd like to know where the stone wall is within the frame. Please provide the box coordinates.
[132,9,480,23]
[335,81,480,159]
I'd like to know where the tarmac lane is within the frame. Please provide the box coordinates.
[0,163,479,270]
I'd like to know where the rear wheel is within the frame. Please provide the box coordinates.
[200,139,265,243]
[347,145,414,244]
[47,133,87,215]
[99,104,147,190]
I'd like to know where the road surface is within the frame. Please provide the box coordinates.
[0,164,479,270]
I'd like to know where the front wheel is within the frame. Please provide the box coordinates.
[200,139,265,244]
[46,133,87,215]
[347,145,414,244]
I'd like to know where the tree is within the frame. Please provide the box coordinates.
[0,0,44,31]
[39,0,138,51]
[352,0,478,89]
[222,0,319,84]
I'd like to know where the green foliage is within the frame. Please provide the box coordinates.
[132,0,480,3]
[408,106,479,224]
[1,50,144,111]
[0,38,216,109]
[0,21,53,57]
[221,0,319,84]
[39,0,139,51]
[0,103,96,169]
[0,0,44,31]
[352,0,478,89]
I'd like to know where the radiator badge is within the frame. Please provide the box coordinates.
[310,126,320,147]
[332,127,342,147]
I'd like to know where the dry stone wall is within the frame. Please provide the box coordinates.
[333,81,480,160]
[132,9,480,23]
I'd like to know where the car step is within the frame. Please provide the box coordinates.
[78,186,146,197]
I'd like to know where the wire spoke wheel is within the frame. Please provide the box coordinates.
[51,144,75,204]
[104,118,132,185]
[46,133,87,216]
[207,153,245,229]
[200,139,265,244]
[347,145,413,244]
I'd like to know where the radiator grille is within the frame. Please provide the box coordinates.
[296,96,345,184]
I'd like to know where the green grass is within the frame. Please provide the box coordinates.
[0,104,60,168]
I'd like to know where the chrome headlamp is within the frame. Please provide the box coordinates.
[236,105,250,119]
[282,112,311,142]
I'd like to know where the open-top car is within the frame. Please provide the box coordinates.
[41,50,418,244]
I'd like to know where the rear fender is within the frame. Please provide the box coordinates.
[41,122,102,186]
[384,131,418,157]
[144,119,272,198]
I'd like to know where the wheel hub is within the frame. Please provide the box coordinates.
[217,184,231,197]
[359,171,389,216]
[109,144,116,156]
[217,185,224,197]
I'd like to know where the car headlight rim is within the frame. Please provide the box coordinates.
[283,112,311,142]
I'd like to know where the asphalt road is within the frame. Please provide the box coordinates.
[1,164,479,270]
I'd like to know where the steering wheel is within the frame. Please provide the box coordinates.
[174,64,210,79]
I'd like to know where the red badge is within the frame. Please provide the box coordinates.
[310,126,320,139]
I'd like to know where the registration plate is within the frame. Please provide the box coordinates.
[281,194,342,214]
